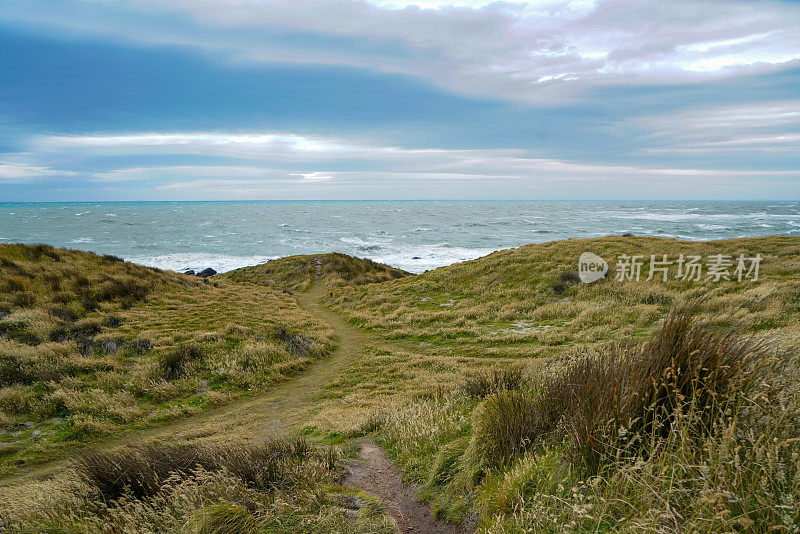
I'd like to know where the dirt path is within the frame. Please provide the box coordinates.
[0,284,352,488]
[1,274,474,533]
[303,275,472,533]
[345,442,471,534]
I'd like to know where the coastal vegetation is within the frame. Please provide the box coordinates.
[1,236,799,532]
[221,252,409,291]
[2,437,394,533]
[375,308,799,531]
[317,236,800,531]
[0,244,334,476]
[327,236,800,358]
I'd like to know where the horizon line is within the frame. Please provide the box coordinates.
[3,199,800,204]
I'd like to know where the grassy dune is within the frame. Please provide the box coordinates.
[327,236,800,357]
[2,238,800,532]
[322,236,800,531]
[221,252,410,291]
[0,244,334,476]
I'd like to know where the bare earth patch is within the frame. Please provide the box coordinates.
[345,441,472,534]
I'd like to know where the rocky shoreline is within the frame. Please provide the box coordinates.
[181,267,217,278]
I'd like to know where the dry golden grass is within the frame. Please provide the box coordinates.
[0,438,394,533]
[0,244,334,477]
[222,251,410,291]
[328,236,800,359]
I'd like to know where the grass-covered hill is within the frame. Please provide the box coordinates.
[0,244,334,477]
[320,236,800,531]
[221,252,410,290]
[327,236,800,358]
[2,237,800,532]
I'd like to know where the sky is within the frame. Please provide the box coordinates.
[1,0,800,200]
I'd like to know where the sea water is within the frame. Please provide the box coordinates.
[1,200,799,274]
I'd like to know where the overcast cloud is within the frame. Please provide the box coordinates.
[0,0,798,199]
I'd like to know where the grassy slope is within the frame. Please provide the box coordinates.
[221,252,410,291]
[327,236,800,357]
[320,236,800,532]
[0,244,334,477]
[0,247,398,533]
[4,237,800,532]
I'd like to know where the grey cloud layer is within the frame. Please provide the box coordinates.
[37,131,800,188]
[638,100,800,153]
[135,0,800,101]
[8,0,800,103]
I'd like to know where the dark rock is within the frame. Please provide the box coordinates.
[183,269,196,276]
[196,268,217,278]
[412,256,421,260]
[100,340,120,355]
[279,328,314,357]
[334,494,367,511]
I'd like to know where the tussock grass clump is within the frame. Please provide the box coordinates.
[639,304,762,422]
[491,359,800,531]
[75,437,315,500]
[463,306,768,474]
[20,243,61,262]
[472,391,545,469]
[1,439,393,534]
[91,276,150,304]
[158,344,204,381]
[0,340,78,386]
[184,502,258,534]
[553,305,766,472]
[549,269,581,294]
[462,366,526,399]
[0,384,59,418]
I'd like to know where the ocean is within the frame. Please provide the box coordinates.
[1,201,799,274]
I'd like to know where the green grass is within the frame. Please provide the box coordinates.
[3,237,800,533]
[0,244,335,476]
[221,252,410,291]
[327,236,800,359]
[320,236,800,532]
